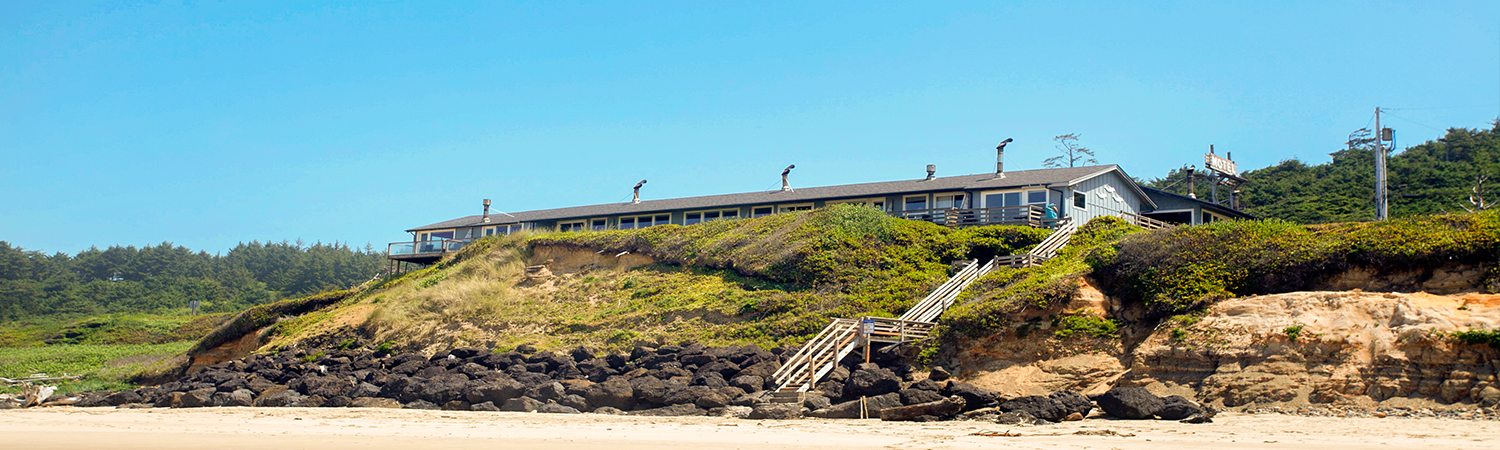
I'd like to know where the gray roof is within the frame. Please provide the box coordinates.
[408,165,1142,232]
[1139,186,1255,219]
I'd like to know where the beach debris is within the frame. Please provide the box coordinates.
[880,395,966,421]
[970,430,1022,437]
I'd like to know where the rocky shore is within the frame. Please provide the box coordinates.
[58,339,1213,423]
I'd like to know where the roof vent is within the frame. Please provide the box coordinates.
[995,138,1013,178]
[482,199,492,223]
[632,180,647,204]
[925,164,936,181]
[781,165,795,191]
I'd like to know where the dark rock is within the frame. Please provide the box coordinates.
[815,380,844,399]
[515,344,538,355]
[418,373,471,403]
[747,403,803,420]
[458,362,491,379]
[292,375,353,398]
[941,381,998,411]
[442,400,472,411]
[1049,390,1093,418]
[585,378,636,411]
[226,389,255,407]
[592,406,626,415]
[470,401,501,411]
[880,395,966,421]
[449,347,483,359]
[842,368,901,399]
[391,360,424,376]
[998,395,1067,422]
[993,410,1049,425]
[538,403,581,414]
[695,392,730,409]
[255,389,304,407]
[404,399,441,410]
[415,366,447,378]
[526,382,567,401]
[1155,395,1203,420]
[679,353,716,366]
[826,366,851,383]
[501,396,544,412]
[927,366,951,382]
[900,388,945,406]
[324,395,352,408]
[730,375,764,392]
[629,404,706,416]
[104,390,142,406]
[210,392,232,407]
[558,394,590,411]
[176,388,215,408]
[350,382,382,398]
[300,395,326,408]
[809,392,902,418]
[605,353,629,369]
[664,385,715,406]
[690,373,729,388]
[1094,387,1163,420]
[656,345,684,355]
[1180,405,1217,424]
[802,393,832,411]
[512,372,553,387]
[734,360,781,380]
[732,391,771,406]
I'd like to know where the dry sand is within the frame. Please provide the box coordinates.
[3,407,1497,449]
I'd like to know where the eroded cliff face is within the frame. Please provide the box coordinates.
[950,283,1500,410]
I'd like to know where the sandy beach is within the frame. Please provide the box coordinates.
[2,407,1495,450]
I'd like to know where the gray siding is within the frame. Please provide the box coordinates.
[1065,171,1144,223]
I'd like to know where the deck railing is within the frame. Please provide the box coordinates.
[387,238,477,258]
[891,205,1052,228]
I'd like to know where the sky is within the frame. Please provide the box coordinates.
[3,1,1499,255]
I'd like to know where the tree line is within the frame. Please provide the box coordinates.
[1144,120,1500,223]
[0,240,385,321]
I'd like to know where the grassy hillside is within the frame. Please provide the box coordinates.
[264,205,1048,353]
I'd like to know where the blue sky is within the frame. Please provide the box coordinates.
[3,1,1498,255]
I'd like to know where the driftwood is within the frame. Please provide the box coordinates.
[879,395,966,421]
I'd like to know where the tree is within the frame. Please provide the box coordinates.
[1043,133,1097,168]
[1458,172,1493,213]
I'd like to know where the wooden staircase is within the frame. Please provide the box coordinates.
[770,219,1080,393]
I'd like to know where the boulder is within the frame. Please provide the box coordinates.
[104,390,142,406]
[558,394,590,412]
[538,403,581,414]
[927,366,951,382]
[1155,395,1203,420]
[255,389,305,407]
[715,405,753,419]
[842,368,901,398]
[695,392,730,410]
[501,396,544,412]
[802,393,832,411]
[629,404,707,416]
[746,403,802,420]
[225,389,255,407]
[998,395,1067,422]
[442,400,472,411]
[729,375,764,392]
[941,381,998,411]
[585,378,636,411]
[1094,387,1163,420]
[471,401,501,411]
[880,395,966,421]
[808,392,902,418]
[466,379,525,405]
[993,410,1049,425]
[1048,390,1093,418]
[350,382,382,399]
[592,406,626,415]
[901,386,945,405]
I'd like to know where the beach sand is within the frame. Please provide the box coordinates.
[2,407,1495,449]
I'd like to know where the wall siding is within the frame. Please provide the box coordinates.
[1066,171,1144,223]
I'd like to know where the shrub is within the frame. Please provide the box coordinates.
[1053,315,1118,339]
[1453,329,1500,349]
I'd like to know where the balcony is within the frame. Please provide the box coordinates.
[891,204,1054,228]
[387,238,477,264]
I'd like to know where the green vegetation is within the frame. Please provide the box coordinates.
[1453,329,1500,349]
[944,216,1142,336]
[1284,325,1305,342]
[0,240,384,321]
[1093,211,1500,316]
[1146,122,1500,223]
[189,289,355,355]
[0,313,227,347]
[0,341,191,394]
[1052,315,1118,339]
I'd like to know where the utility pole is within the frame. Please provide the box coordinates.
[1374,107,1388,221]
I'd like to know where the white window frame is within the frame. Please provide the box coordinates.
[933,192,966,209]
[590,218,608,231]
[827,197,887,211]
[902,195,929,211]
[482,224,524,236]
[751,206,774,218]
[684,208,740,225]
[778,203,813,213]
[980,189,1047,209]
[558,221,587,232]
[1073,192,1087,210]
[619,214,671,229]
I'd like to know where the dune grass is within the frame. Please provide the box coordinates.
[0,341,191,394]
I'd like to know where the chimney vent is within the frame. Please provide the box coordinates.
[781,165,795,191]
[925,164,936,180]
[995,138,1013,178]
[482,199,492,223]
[632,180,647,204]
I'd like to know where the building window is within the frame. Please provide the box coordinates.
[685,209,739,225]
[982,190,1047,209]
[483,224,524,236]
[904,195,928,211]
[559,221,586,232]
[751,206,773,218]
[591,219,607,231]
[1073,192,1086,209]
[934,194,965,209]
[620,214,671,229]
[779,204,813,213]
